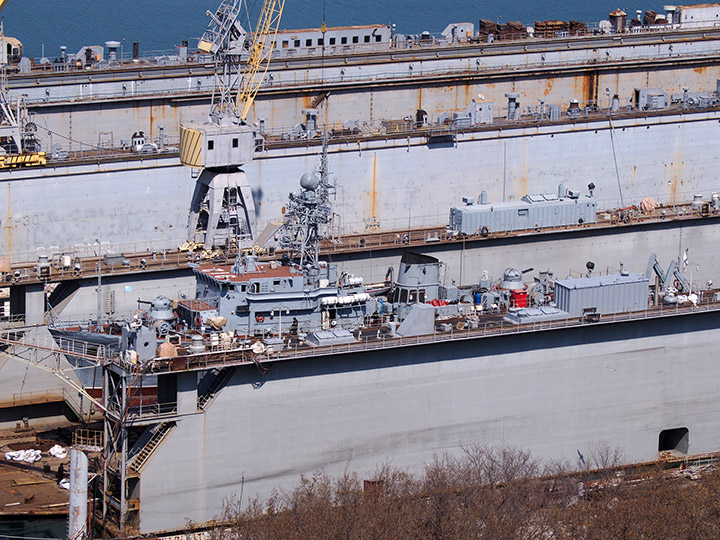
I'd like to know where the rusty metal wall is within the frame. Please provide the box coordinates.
[21,36,720,147]
[4,107,719,262]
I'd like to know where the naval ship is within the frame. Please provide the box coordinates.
[3,164,716,536]
[2,3,720,536]
[1,1,720,330]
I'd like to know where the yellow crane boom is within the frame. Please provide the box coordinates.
[236,0,285,121]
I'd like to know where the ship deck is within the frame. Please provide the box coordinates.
[93,297,720,412]
[1,201,713,288]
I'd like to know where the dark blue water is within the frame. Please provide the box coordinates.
[4,0,669,59]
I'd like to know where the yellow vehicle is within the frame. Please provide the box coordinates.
[0,151,46,169]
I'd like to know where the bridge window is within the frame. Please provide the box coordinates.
[318,38,324,46]
[294,39,300,47]
[399,289,408,303]
[207,140,214,150]
[329,37,336,45]
[306,39,312,47]
[341,37,348,45]
[659,427,689,454]
[352,36,359,44]
[375,35,382,42]
[232,138,238,148]
[364,35,370,43]
[282,40,289,48]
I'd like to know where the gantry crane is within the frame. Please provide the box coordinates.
[179,0,285,249]
[0,0,44,168]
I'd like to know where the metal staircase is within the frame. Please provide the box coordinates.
[127,421,175,473]
[197,367,234,410]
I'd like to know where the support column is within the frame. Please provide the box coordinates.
[177,371,198,415]
[68,448,88,540]
[119,374,128,534]
[24,283,45,325]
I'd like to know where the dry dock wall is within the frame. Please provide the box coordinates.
[136,310,720,533]
[17,31,720,144]
[3,108,720,259]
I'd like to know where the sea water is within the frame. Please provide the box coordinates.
[5,0,670,59]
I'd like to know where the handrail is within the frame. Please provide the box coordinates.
[120,298,720,378]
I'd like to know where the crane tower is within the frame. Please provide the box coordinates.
[180,0,285,249]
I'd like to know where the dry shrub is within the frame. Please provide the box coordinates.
[209,446,720,540]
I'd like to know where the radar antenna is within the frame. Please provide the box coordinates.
[280,134,335,268]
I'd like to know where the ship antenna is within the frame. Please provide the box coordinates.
[278,132,335,271]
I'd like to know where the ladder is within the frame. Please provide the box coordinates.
[197,367,234,410]
[127,421,175,473]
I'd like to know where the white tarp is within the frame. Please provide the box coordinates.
[49,444,68,459]
[5,449,42,463]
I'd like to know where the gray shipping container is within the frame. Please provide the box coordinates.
[555,273,649,317]
[449,194,596,235]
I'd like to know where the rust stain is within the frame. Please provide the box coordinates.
[694,66,707,75]
[665,158,685,207]
[584,71,598,106]
[417,86,423,112]
[149,100,155,137]
[543,77,554,97]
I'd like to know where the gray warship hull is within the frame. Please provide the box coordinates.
[114,305,720,533]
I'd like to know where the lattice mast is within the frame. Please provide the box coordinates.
[281,134,335,268]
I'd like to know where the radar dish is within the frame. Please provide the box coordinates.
[300,172,320,190]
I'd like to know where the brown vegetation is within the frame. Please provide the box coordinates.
[208,446,720,540]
